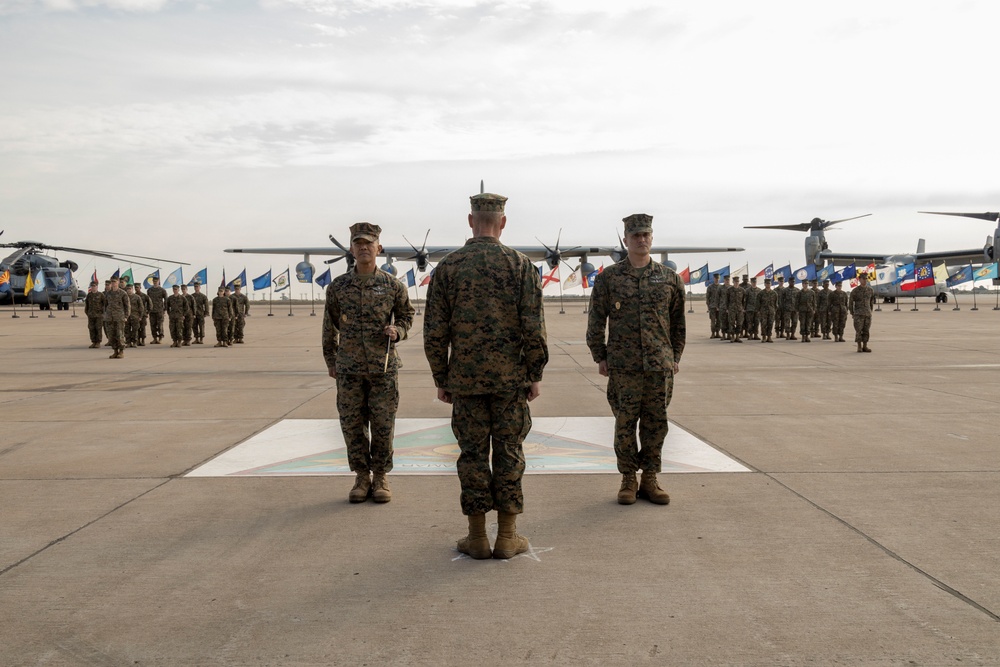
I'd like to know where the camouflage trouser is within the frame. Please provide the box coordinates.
[746,310,758,337]
[193,316,205,340]
[798,311,813,338]
[728,309,743,335]
[149,312,164,339]
[125,317,141,345]
[213,317,230,344]
[452,388,531,516]
[831,309,848,336]
[709,307,719,335]
[183,315,194,343]
[168,315,184,343]
[784,310,798,337]
[759,309,775,338]
[775,308,784,335]
[853,313,872,343]
[139,316,148,342]
[336,372,399,475]
[106,319,126,352]
[606,370,673,474]
[718,310,729,337]
[233,315,246,342]
[87,316,103,344]
[818,310,831,335]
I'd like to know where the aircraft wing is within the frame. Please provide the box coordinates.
[225,244,744,261]
[225,246,457,260]
[915,248,992,265]
[819,251,892,265]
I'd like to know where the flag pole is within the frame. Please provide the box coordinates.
[310,273,316,316]
[8,284,17,318]
[971,275,979,311]
[287,266,294,317]
[557,264,565,315]
[268,266,274,316]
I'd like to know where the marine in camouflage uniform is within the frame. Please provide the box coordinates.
[739,275,751,337]
[717,276,731,341]
[817,279,832,339]
[782,277,800,340]
[211,286,233,347]
[773,276,786,337]
[726,278,744,343]
[180,283,195,346]
[757,278,778,342]
[191,282,209,344]
[165,284,190,348]
[745,276,761,340]
[324,222,415,505]
[147,277,168,344]
[829,281,849,342]
[706,274,722,338]
[134,283,151,346]
[849,273,876,352]
[103,277,131,359]
[424,192,548,560]
[125,284,146,348]
[797,279,816,343]
[809,281,821,337]
[230,283,250,343]
[588,213,684,508]
[84,282,106,348]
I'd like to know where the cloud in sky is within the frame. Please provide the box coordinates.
[2,0,1000,279]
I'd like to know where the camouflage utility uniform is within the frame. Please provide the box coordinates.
[211,291,233,346]
[829,284,849,341]
[817,282,832,339]
[324,266,414,479]
[103,285,130,357]
[125,288,145,347]
[192,288,209,343]
[587,256,686,477]
[424,236,547,517]
[181,287,195,345]
[745,279,760,339]
[147,282,167,343]
[84,288,106,347]
[135,285,151,345]
[797,284,816,342]
[849,280,876,351]
[782,280,800,339]
[726,281,744,342]
[165,289,190,347]
[231,288,250,343]
[706,278,722,338]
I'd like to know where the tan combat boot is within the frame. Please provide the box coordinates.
[457,513,492,560]
[617,472,638,505]
[493,512,529,559]
[862,343,872,353]
[637,471,670,505]
[857,341,863,352]
[214,342,225,348]
[348,471,371,503]
[371,473,392,503]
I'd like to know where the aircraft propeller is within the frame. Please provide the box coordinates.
[744,214,872,233]
[537,229,580,270]
[403,230,440,272]
[326,235,356,271]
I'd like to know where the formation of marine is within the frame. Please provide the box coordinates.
[84,275,251,358]
[705,272,875,351]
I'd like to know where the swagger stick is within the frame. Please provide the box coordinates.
[383,312,395,373]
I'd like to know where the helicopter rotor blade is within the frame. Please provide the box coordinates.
[919,211,1000,222]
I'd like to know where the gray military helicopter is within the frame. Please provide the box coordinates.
[746,212,999,303]
[0,231,187,310]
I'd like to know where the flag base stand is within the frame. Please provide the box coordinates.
[48,311,56,318]
[953,306,960,311]
[267,313,274,317]
[971,307,979,311]
[11,314,19,319]
[933,304,940,311]
[310,312,316,316]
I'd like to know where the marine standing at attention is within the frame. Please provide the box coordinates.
[211,286,233,347]
[84,281,106,348]
[147,276,168,344]
[773,275,786,338]
[587,213,685,507]
[125,283,145,348]
[134,282,151,346]
[424,192,548,560]
[180,283,195,346]
[103,276,131,359]
[706,274,722,339]
[165,284,189,348]
[829,280,849,342]
[757,278,777,343]
[230,282,250,344]
[797,279,816,343]
[726,275,744,343]
[324,223,415,505]
[783,277,800,340]
[849,272,876,352]
[192,281,209,345]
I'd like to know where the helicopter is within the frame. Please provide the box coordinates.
[746,212,999,303]
[0,231,188,310]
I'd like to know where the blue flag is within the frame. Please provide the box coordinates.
[689,263,709,285]
[972,262,999,281]
[296,264,313,283]
[946,265,973,288]
[793,265,817,282]
[404,268,416,287]
[32,269,47,292]
[816,264,837,282]
[772,265,792,282]
[710,265,730,280]
[252,269,272,291]
[315,268,332,288]
[891,263,915,285]
[163,267,184,288]
[227,268,247,291]
[111,268,120,280]
[188,267,208,287]
[273,268,290,292]
[143,270,159,289]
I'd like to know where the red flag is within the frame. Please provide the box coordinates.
[541,266,559,288]
[679,266,690,284]
[419,273,432,287]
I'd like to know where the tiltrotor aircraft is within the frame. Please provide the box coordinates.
[746,212,1000,303]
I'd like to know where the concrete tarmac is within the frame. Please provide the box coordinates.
[2,300,999,666]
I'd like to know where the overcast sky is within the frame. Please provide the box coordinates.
[2,0,999,292]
